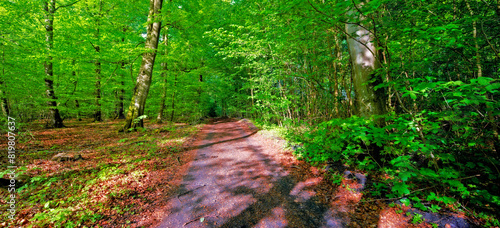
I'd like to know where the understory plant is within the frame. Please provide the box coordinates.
[294,109,499,225]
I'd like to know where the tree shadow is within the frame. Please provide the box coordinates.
[182,130,259,152]
[160,121,345,228]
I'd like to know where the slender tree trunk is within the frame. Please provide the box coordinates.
[115,61,126,119]
[346,57,353,117]
[75,99,82,121]
[248,68,254,108]
[466,1,482,78]
[70,76,80,121]
[93,1,102,122]
[156,31,169,123]
[94,47,102,121]
[170,73,177,122]
[0,79,8,117]
[156,77,167,123]
[345,4,386,120]
[328,33,341,118]
[115,29,127,119]
[1,40,9,116]
[467,2,498,153]
[43,0,63,128]
[334,35,342,117]
[121,0,163,131]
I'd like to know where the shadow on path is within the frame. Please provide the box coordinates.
[159,121,345,228]
[182,130,259,152]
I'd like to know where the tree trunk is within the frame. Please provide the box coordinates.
[170,73,177,122]
[156,32,169,123]
[466,1,482,78]
[75,99,82,121]
[115,30,127,120]
[467,2,498,153]
[1,40,9,117]
[115,62,126,119]
[0,80,8,117]
[345,5,386,120]
[157,76,167,123]
[121,0,163,131]
[94,50,102,121]
[327,33,341,118]
[43,0,63,128]
[93,1,102,122]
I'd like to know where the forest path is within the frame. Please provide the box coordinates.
[158,119,345,228]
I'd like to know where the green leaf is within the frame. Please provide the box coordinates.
[476,77,492,86]
[485,83,500,92]
[400,198,411,206]
[393,182,410,196]
[419,168,437,178]
[410,92,417,100]
[427,192,437,201]
[399,171,416,181]
[429,204,441,213]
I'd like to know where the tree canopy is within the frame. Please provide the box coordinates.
[1,0,499,226]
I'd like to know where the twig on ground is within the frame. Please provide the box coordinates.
[183,215,217,226]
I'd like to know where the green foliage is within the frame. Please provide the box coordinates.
[133,115,148,124]
[411,213,425,224]
[294,110,499,218]
[2,0,499,225]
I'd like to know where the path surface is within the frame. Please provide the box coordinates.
[158,119,345,228]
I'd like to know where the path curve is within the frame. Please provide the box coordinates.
[158,119,345,228]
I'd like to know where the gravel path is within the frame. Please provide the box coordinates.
[158,119,345,228]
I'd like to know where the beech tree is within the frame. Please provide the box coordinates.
[121,0,163,131]
[2,0,500,224]
[92,0,103,122]
[42,0,64,128]
[345,3,386,119]
[156,32,169,123]
[0,41,9,116]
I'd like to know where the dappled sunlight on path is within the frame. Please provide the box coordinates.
[159,120,346,227]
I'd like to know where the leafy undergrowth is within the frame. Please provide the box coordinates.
[255,123,387,227]
[255,116,499,227]
[0,119,202,227]
[283,114,500,227]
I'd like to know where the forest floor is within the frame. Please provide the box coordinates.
[0,119,201,227]
[0,118,458,227]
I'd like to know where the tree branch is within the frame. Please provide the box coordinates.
[55,0,81,11]
[481,22,500,58]
[88,41,98,52]
[305,0,374,36]
[305,0,384,67]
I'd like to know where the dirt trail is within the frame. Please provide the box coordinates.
[158,119,345,228]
